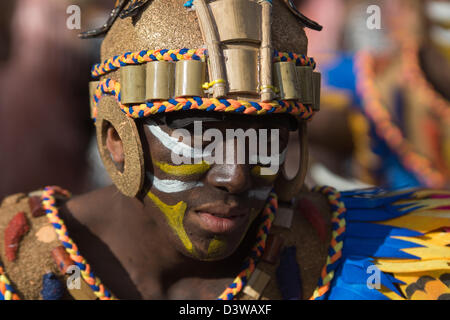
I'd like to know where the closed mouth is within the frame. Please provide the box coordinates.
[193,203,249,234]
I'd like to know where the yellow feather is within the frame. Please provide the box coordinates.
[375,259,450,273]
[377,214,450,233]
[389,236,450,260]
[396,199,450,211]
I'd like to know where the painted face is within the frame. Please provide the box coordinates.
[139,111,294,261]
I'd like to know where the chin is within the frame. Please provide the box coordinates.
[188,238,241,262]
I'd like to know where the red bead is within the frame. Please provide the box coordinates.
[51,246,74,274]
[297,197,328,243]
[28,196,45,218]
[262,234,284,264]
[4,212,30,262]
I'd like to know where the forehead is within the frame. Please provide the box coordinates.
[101,0,308,71]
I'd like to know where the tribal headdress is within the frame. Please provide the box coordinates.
[84,0,323,199]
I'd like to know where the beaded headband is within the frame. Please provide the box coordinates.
[89,48,319,121]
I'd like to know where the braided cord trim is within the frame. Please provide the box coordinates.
[310,186,346,300]
[92,48,207,78]
[355,51,447,188]
[42,187,115,300]
[93,79,315,120]
[0,265,20,300]
[217,192,277,300]
[91,48,316,78]
[273,50,316,69]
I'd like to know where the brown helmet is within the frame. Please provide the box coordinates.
[84,0,322,200]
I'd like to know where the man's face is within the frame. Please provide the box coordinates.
[139,112,293,261]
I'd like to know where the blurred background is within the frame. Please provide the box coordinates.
[0,0,448,200]
[0,0,112,200]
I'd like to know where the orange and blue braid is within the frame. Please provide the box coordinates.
[0,265,20,300]
[92,48,316,78]
[92,79,315,121]
[309,186,346,300]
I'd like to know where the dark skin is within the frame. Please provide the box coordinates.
[60,113,332,299]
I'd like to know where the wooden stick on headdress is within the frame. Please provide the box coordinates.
[193,0,228,98]
[260,0,274,102]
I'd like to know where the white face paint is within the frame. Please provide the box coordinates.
[146,120,286,174]
[145,120,211,160]
[147,172,204,193]
[426,1,450,24]
[248,187,272,201]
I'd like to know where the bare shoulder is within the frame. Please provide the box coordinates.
[63,185,123,229]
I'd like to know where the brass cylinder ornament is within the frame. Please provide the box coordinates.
[296,66,314,105]
[224,48,259,95]
[274,61,300,100]
[145,61,175,101]
[89,81,100,119]
[174,60,206,98]
[209,0,262,43]
[260,0,274,102]
[312,72,322,111]
[120,65,146,104]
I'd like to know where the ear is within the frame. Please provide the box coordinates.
[106,125,125,164]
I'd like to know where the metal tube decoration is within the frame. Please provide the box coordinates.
[260,0,275,102]
[193,0,228,98]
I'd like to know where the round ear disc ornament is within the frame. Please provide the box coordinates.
[95,96,145,197]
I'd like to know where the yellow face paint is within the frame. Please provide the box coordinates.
[207,237,228,260]
[251,166,278,183]
[147,191,195,255]
[154,160,211,177]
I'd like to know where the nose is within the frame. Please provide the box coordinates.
[206,164,251,194]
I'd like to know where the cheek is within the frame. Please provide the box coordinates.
[147,190,195,255]
[143,125,211,257]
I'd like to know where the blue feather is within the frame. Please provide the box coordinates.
[346,222,423,239]
[345,204,421,222]
[343,237,422,259]
[342,192,413,209]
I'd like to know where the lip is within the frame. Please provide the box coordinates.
[193,203,249,234]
